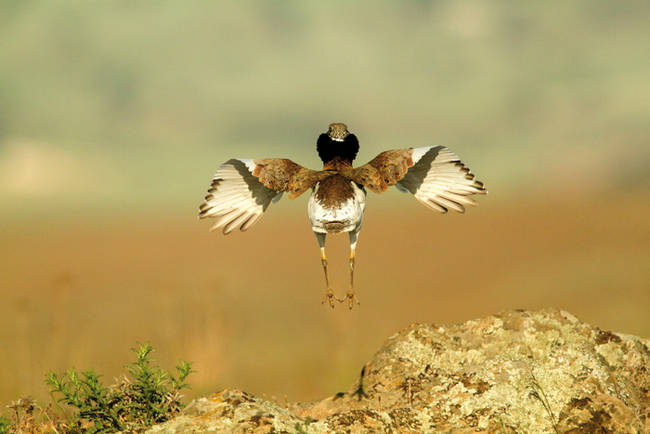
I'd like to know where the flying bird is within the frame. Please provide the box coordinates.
[199,123,486,309]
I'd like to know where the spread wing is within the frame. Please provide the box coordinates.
[199,158,331,234]
[348,146,486,213]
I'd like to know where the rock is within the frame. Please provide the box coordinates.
[146,309,649,433]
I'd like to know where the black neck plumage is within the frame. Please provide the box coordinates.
[317,133,359,164]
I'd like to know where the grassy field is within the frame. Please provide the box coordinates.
[1,192,648,407]
[1,0,649,420]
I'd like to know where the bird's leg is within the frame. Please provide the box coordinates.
[315,232,336,308]
[321,247,336,308]
[345,231,360,309]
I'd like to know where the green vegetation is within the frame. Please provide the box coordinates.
[0,416,10,434]
[1,344,193,433]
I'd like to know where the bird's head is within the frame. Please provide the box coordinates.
[317,122,359,165]
[327,123,349,142]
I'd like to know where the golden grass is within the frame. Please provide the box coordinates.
[1,193,649,408]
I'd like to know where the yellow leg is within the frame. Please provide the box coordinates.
[320,247,336,308]
[350,249,355,289]
[345,243,360,310]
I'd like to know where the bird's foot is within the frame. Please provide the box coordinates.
[322,289,337,309]
[343,291,360,310]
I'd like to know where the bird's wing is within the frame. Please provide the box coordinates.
[199,158,330,234]
[347,146,486,213]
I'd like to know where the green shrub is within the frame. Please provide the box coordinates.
[45,343,193,433]
[0,343,193,433]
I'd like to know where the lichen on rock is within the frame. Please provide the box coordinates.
[146,309,649,433]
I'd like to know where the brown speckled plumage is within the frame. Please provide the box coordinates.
[252,158,333,199]
[315,175,355,209]
[342,149,414,193]
[323,156,353,171]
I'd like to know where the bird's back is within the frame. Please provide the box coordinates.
[308,174,366,234]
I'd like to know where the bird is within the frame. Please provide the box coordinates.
[198,122,487,309]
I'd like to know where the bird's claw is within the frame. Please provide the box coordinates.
[322,289,336,309]
[344,291,360,310]
[322,289,359,309]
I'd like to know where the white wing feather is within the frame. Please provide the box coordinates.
[396,146,486,213]
[198,158,282,234]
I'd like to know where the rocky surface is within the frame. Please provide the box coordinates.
[146,309,649,433]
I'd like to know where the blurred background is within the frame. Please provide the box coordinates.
[1,1,649,408]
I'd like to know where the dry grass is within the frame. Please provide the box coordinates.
[1,192,649,408]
